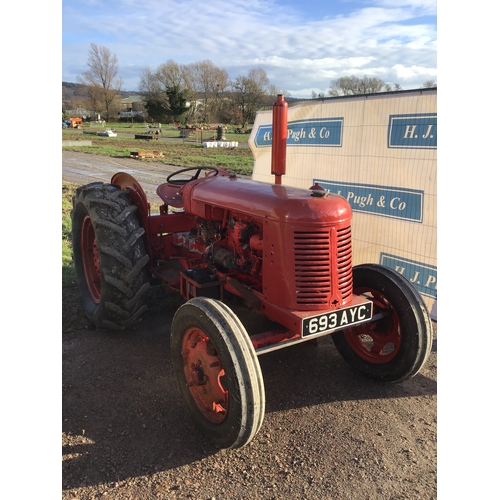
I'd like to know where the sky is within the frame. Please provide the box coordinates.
[62,0,437,98]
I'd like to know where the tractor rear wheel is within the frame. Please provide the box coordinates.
[71,182,150,330]
[171,297,265,449]
[332,264,432,383]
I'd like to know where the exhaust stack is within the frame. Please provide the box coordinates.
[271,94,288,185]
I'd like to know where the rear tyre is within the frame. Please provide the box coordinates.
[71,182,150,330]
[171,297,265,449]
[332,264,432,383]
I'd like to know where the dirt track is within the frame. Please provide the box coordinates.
[62,150,437,499]
[62,150,184,204]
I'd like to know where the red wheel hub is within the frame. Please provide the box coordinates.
[80,215,101,303]
[181,327,228,424]
[343,287,401,364]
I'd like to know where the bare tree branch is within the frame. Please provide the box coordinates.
[78,44,123,121]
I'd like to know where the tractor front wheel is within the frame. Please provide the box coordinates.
[332,264,432,383]
[71,182,150,330]
[171,297,265,449]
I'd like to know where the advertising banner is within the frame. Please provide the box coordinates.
[249,89,437,319]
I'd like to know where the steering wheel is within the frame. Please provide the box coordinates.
[166,167,219,185]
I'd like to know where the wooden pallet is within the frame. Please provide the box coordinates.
[130,150,164,159]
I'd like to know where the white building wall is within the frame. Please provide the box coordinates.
[249,90,437,318]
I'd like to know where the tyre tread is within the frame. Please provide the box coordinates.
[333,264,432,383]
[171,297,265,449]
[71,182,150,330]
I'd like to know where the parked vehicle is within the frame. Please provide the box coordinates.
[69,117,83,128]
[71,95,433,450]
[97,129,117,137]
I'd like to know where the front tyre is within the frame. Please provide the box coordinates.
[71,183,150,330]
[171,297,265,449]
[332,264,432,383]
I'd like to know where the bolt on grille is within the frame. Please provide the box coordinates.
[293,227,353,306]
[336,226,353,301]
[294,231,332,305]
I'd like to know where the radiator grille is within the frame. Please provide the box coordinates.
[294,231,331,305]
[293,227,353,306]
[336,226,353,300]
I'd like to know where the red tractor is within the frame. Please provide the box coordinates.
[71,95,432,449]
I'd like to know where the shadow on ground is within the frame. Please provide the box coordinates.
[62,303,437,490]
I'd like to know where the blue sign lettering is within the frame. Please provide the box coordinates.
[380,253,437,299]
[314,179,424,223]
[254,118,343,148]
[388,113,437,149]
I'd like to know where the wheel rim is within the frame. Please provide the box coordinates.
[181,327,228,424]
[80,215,101,303]
[343,286,401,364]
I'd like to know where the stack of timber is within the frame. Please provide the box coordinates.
[130,150,165,159]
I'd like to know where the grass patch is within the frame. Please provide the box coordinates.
[62,135,255,175]
[168,152,253,174]
[62,182,78,288]
[71,122,252,141]
[62,144,135,157]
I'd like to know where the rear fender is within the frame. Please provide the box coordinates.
[111,172,153,263]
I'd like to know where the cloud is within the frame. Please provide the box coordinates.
[392,64,437,80]
[62,0,436,97]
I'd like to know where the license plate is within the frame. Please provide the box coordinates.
[302,301,373,338]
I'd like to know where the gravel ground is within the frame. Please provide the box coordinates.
[62,150,437,499]
[62,150,185,204]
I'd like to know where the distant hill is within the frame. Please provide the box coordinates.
[62,82,142,109]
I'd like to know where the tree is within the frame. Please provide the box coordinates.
[138,61,189,122]
[139,67,169,122]
[218,99,244,126]
[78,44,123,121]
[328,75,388,96]
[232,68,271,128]
[143,99,169,123]
[137,60,285,126]
[184,60,230,123]
[422,80,437,88]
[166,85,189,121]
[266,84,290,100]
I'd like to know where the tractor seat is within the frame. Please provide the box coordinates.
[156,183,184,208]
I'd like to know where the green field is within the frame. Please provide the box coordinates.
[64,121,251,143]
[62,124,255,175]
